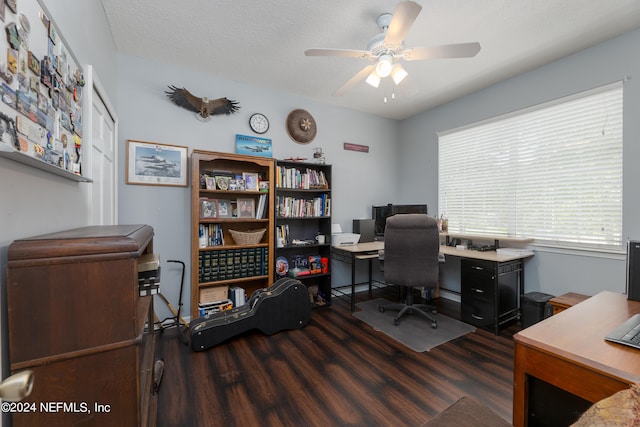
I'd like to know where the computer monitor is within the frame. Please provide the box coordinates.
[372,204,428,237]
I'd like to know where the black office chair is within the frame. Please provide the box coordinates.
[379,214,439,328]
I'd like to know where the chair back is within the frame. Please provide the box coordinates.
[383,214,440,288]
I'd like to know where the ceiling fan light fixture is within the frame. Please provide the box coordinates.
[375,54,393,77]
[365,70,381,88]
[391,64,408,85]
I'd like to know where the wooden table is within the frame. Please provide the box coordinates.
[549,292,590,314]
[513,291,640,426]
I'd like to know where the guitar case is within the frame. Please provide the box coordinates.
[190,277,311,351]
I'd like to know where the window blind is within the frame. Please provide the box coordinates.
[438,83,623,250]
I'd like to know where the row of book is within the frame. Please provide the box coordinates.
[198,247,269,283]
[199,223,225,247]
[276,224,291,246]
[276,194,331,218]
[275,166,328,189]
[198,285,248,317]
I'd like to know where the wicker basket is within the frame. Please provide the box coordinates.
[229,229,266,245]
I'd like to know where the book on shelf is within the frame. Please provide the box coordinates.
[276,166,328,189]
[229,286,247,307]
[198,299,233,317]
[277,224,290,246]
[255,193,268,219]
[199,223,225,248]
[276,194,331,218]
[198,247,269,282]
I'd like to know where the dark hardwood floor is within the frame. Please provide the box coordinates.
[155,287,520,427]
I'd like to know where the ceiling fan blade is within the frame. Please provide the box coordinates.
[403,42,481,61]
[384,1,422,46]
[305,48,370,59]
[333,65,375,96]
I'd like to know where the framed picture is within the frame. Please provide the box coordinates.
[217,199,232,218]
[199,198,217,219]
[242,172,259,191]
[238,198,256,218]
[215,175,230,191]
[235,134,272,157]
[126,140,188,186]
[205,176,216,190]
[230,178,245,191]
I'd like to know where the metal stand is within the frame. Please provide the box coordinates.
[155,259,189,345]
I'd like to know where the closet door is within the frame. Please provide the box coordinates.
[85,66,118,225]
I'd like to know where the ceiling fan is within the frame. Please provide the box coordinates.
[304,1,481,96]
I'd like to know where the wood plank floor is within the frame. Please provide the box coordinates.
[155,287,520,427]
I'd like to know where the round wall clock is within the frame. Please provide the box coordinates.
[249,113,269,134]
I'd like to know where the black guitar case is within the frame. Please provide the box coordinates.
[189,277,311,351]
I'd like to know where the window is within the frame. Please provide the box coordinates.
[438,83,623,251]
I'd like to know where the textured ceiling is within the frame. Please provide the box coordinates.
[100,0,640,120]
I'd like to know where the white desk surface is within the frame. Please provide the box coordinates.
[332,240,533,262]
[440,232,534,245]
[439,244,533,262]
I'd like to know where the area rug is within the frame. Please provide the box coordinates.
[353,298,476,352]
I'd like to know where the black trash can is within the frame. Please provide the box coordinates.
[521,292,555,328]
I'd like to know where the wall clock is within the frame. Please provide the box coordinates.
[249,113,269,134]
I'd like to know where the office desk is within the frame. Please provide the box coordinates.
[441,245,533,334]
[513,291,640,426]
[331,241,385,312]
[333,241,532,315]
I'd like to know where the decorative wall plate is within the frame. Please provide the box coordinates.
[286,109,316,144]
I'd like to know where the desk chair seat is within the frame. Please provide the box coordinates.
[378,214,439,328]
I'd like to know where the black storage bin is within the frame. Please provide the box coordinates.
[521,292,555,328]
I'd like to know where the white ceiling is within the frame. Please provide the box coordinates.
[100,0,640,120]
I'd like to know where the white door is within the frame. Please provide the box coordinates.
[86,67,117,225]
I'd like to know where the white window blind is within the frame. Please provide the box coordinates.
[438,83,623,250]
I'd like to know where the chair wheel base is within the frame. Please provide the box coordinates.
[432,321,438,329]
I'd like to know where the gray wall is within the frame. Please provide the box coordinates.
[116,54,401,318]
[399,28,640,298]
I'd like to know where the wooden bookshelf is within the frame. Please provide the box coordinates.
[191,150,275,319]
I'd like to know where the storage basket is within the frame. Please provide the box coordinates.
[229,229,266,245]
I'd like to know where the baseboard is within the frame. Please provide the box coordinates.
[439,289,461,302]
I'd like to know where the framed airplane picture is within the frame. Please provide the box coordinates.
[126,139,188,186]
[235,134,272,157]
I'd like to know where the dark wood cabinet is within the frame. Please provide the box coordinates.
[6,224,158,426]
[461,258,521,334]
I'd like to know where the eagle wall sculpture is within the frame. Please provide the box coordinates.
[165,85,240,121]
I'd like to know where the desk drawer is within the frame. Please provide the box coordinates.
[461,259,496,298]
[461,297,494,328]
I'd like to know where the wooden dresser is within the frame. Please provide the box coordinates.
[6,225,158,426]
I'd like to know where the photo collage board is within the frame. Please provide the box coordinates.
[0,0,85,176]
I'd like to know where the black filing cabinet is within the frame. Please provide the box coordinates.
[461,258,522,334]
